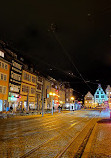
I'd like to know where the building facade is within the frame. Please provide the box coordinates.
[43,77,66,110]
[8,58,23,111]
[0,54,10,112]
[106,85,111,108]
[65,88,74,109]
[94,84,108,106]
[20,69,37,110]
[36,75,43,110]
[84,91,94,108]
[59,86,65,108]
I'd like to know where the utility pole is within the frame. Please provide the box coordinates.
[42,79,44,117]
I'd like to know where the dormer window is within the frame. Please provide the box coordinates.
[0,51,4,58]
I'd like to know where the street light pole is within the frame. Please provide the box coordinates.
[42,84,44,117]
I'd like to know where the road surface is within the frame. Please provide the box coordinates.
[0,110,103,158]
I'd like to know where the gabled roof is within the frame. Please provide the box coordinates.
[85,91,94,98]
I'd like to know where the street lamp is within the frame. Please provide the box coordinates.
[49,92,56,115]
[71,97,74,101]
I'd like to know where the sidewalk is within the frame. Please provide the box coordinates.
[82,110,111,158]
[0,109,66,119]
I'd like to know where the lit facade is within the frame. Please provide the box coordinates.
[36,75,43,110]
[65,88,74,109]
[43,77,65,110]
[0,56,10,111]
[106,85,111,108]
[8,58,22,111]
[84,91,94,108]
[94,84,108,106]
[59,88,65,107]
[20,69,37,110]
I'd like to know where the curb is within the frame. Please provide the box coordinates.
[81,123,98,158]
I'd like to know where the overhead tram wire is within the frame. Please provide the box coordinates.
[48,23,93,92]
[26,50,82,81]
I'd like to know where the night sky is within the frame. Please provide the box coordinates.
[1,0,111,99]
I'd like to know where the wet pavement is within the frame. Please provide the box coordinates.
[0,110,105,158]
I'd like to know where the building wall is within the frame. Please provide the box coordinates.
[20,70,37,110]
[0,58,10,111]
[65,88,73,103]
[43,78,51,109]
[84,92,94,108]
[94,85,108,105]
[59,89,65,106]
[36,76,43,110]
[106,85,111,108]
[8,59,23,111]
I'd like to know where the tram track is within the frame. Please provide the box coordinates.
[20,116,91,158]
[55,117,99,158]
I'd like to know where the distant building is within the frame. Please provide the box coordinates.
[43,77,65,111]
[84,91,94,108]
[20,68,37,110]
[94,84,108,106]
[65,88,74,109]
[106,85,111,108]
[36,75,43,110]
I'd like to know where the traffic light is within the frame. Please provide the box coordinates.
[44,98,46,103]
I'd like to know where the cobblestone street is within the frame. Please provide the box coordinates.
[0,110,102,158]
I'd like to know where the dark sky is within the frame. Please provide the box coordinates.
[1,0,111,98]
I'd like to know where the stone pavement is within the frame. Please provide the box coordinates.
[82,110,111,158]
